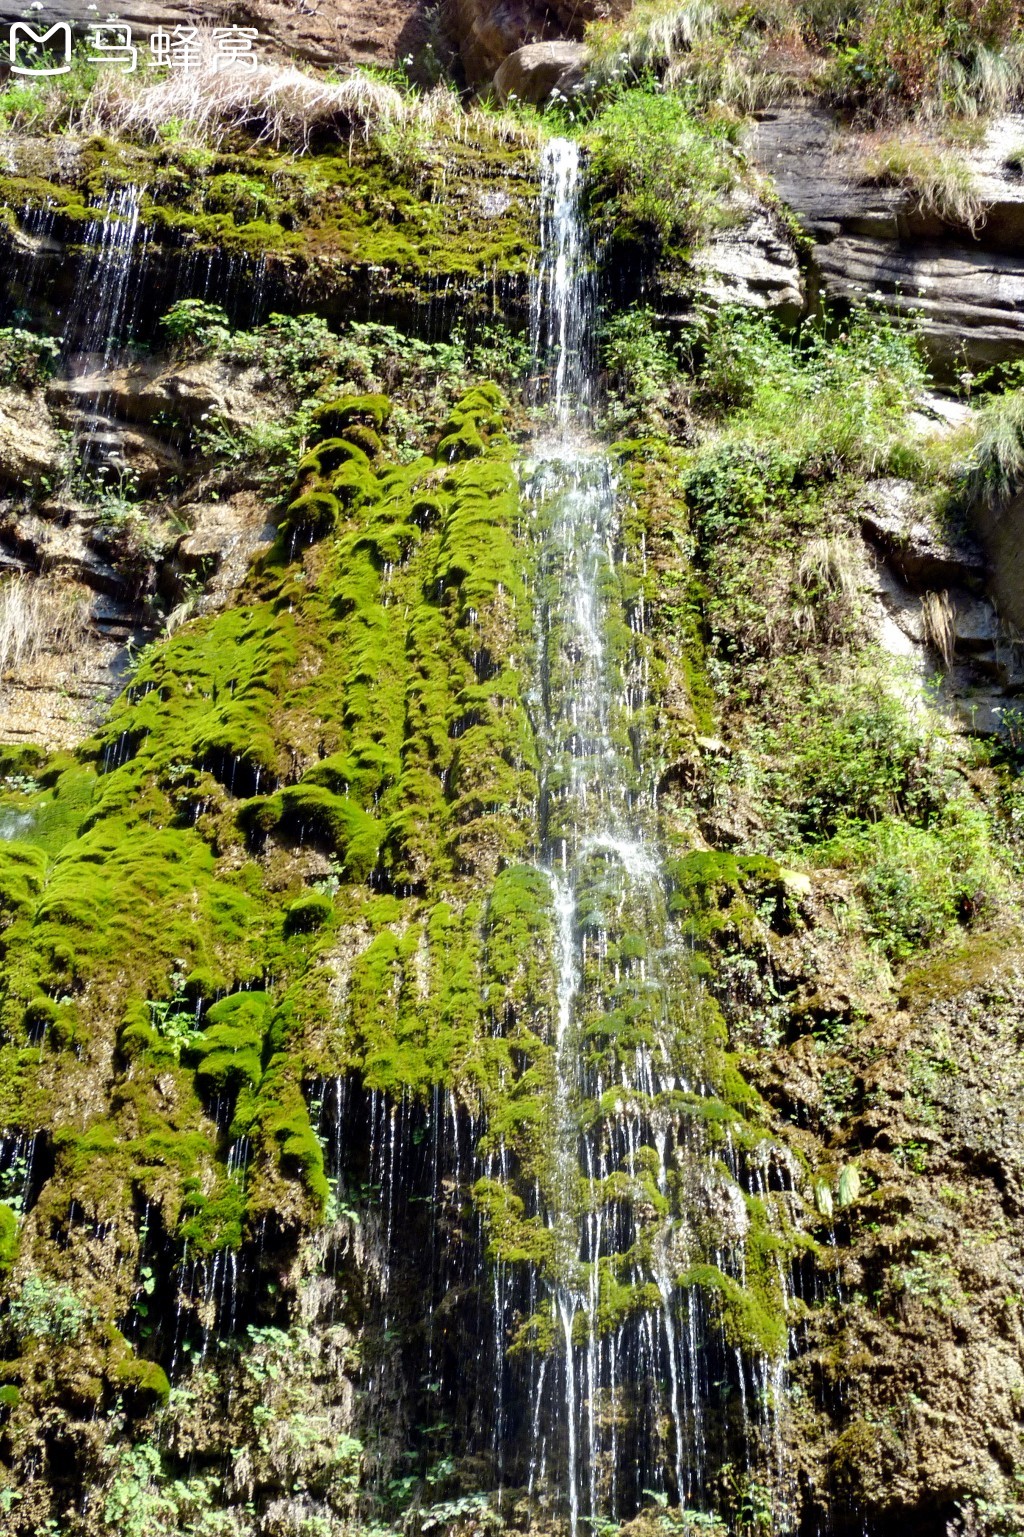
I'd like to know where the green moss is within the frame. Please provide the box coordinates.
[310,395,392,437]
[187,991,271,1092]
[0,1205,18,1273]
[111,1356,171,1407]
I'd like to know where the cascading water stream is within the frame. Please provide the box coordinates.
[527,135,678,1533]
[522,138,790,1533]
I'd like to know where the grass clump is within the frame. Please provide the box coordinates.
[862,136,986,230]
[959,386,1024,507]
[583,0,1024,123]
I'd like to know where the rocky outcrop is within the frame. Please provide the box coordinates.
[50,356,280,437]
[750,107,1024,371]
[17,0,434,70]
[858,473,1024,733]
[493,40,588,104]
[969,490,1024,637]
[692,194,804,322]
[0,389,64,490]
[450,0,629,83]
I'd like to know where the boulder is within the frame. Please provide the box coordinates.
[692,195,804,322]
[858,478,987,591]
[449,0,627,84]
[494,41,589,104]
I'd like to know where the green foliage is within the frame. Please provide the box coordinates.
[0,327,60,389]
[7,1274,90,1345]
[824,0,1024,119]
[159,299,233,352]
[601,306,679,421]
[587,86,737,249]
[584,0,1024,123]
[960,386,1024,507]
[823,800,1002,959]
[751,668,936,840]
[685,304,926,475]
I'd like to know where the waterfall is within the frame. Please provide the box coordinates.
[519,138,789,1532]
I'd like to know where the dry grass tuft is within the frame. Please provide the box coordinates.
[68,35,537,152]
[921,589,956,668]
[861,136,987,232]
[0,575,91,681]
[798,536,859,601]
[78,43,408,148]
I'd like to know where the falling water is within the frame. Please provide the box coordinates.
[521,138,789,1532]
[64,182,148,361]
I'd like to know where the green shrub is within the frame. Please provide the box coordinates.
[0,328,60,389]
[586,86,736,249]
[823,800,1002,959]
[159,298,232,353]
[753,669,936,839]
[601,305,679,418]
[686,305,926,475]
[7,1274,90,1345]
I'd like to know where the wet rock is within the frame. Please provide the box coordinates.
[173,492,275,610]
[50,357,277,437]
[0,388,64,490]
[66,414,186,492]
[493,41,588,104]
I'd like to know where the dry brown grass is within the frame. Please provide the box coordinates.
[0,575,91,681]
[921,589,956,668]
[69,35,536,152]
[861,134,987,232]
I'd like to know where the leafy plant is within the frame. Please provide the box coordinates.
[7,1274,90,1345]
[0,327,60,389]
[586,85,737,249]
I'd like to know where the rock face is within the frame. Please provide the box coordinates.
[970,490,1024,635]
[449,0,628,82]
[0,388,64,490]
[493,40,588,104]
[15,0,434,70]
[750,106,1024,371]
[692,194,805,321]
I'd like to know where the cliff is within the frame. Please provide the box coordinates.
[0,5,1023,1536]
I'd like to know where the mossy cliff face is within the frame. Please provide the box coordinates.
[2,63,1024,1537]
[0,381,548,1531]
[0,127,537,337]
